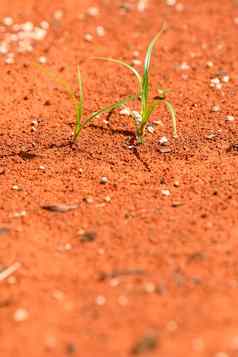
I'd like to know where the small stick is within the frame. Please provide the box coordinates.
[0,262,21,282]
[98,269,146,281]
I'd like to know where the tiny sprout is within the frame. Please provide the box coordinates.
[34,64,136,142]
[94,23,177,144]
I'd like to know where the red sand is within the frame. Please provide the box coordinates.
[0,0,238,356]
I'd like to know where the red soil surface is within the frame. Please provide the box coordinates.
[0,0,238,356]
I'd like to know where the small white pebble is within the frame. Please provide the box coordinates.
[96,26,105,37]
[100,176,108,184]
[31,119,39,126]
[52,290,64,301]
[21,22,34,32]
[206,61,214,68]
[211,105,221,113]
[84,196,94,204]
[0,43,8,54]
[234,17,238,25]
[14,308,29,322]
[222,75,230,83]
[161,189,170,196]
[147,124,155,134]
[144,282,156,293]
[179,62,190,70]
[174,180,180,187]
[40,21,49,30]
[225,115,235,122]
[137,0,148,12]
[84,33,93,42]
[109,278,120,287]
[5,56,15,64]
[215,353,230,357]
[210,77,222,90]
[53,10,64,20]
[132,50,140,58]
[132,59,142,66]
[166,0,176,6]
[13,210,27,218]
[104,195,111,203]
[3,17,13,26]
[176,3,184,12]
[131,111,142,125]
[96,295,106,306]
[12,184,21,191]
[39,165,46,171]
[120,107,131,116]
[38,56,47,64]
[159,136,169,145]
[87,6,99,16]
[64,243,72,251]
[33,27,47,41]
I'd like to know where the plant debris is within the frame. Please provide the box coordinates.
[98,269,145,281]
[80,231,96,243]
[159,146,172,154]
[226,144,238,153]
[131,334,158,355]
[18,151,37,160]
[41,203,80,213]
[0,262,21,282]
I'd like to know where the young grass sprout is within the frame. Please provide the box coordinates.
[94,24,177,144]
[35,64,136,143]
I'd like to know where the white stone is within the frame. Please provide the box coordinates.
[14,308,29,322]
[96,26,105,37]
[3,17,13,26]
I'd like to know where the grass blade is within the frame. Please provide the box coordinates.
[165,100,177,138]
[73,67,84,140]
[82,95,137,128]
[142,24,166,117]
[93,57,142,91]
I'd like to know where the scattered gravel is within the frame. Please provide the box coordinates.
[225,115,235,122]
[13,210,27,218]
[159,136,169,145]
[100,176,108,184]
[211,104,221,113]
[14,308,29,322]
[84,33,93,42]
[96,26,105,37]
[161,189,170,196]
[95,295,106,306]
[86,6,99,17]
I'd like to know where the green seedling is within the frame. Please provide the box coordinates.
[94,24,177,144]
[35,64,136,142]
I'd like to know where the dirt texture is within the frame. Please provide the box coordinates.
[0,0,238,356]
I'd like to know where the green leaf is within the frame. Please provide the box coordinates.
[165,100,177,138]
[74,66,84,139]
[93,57,142,93]
[141,24,166,117]
[145,99,161,120]
[82,95,137,128]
